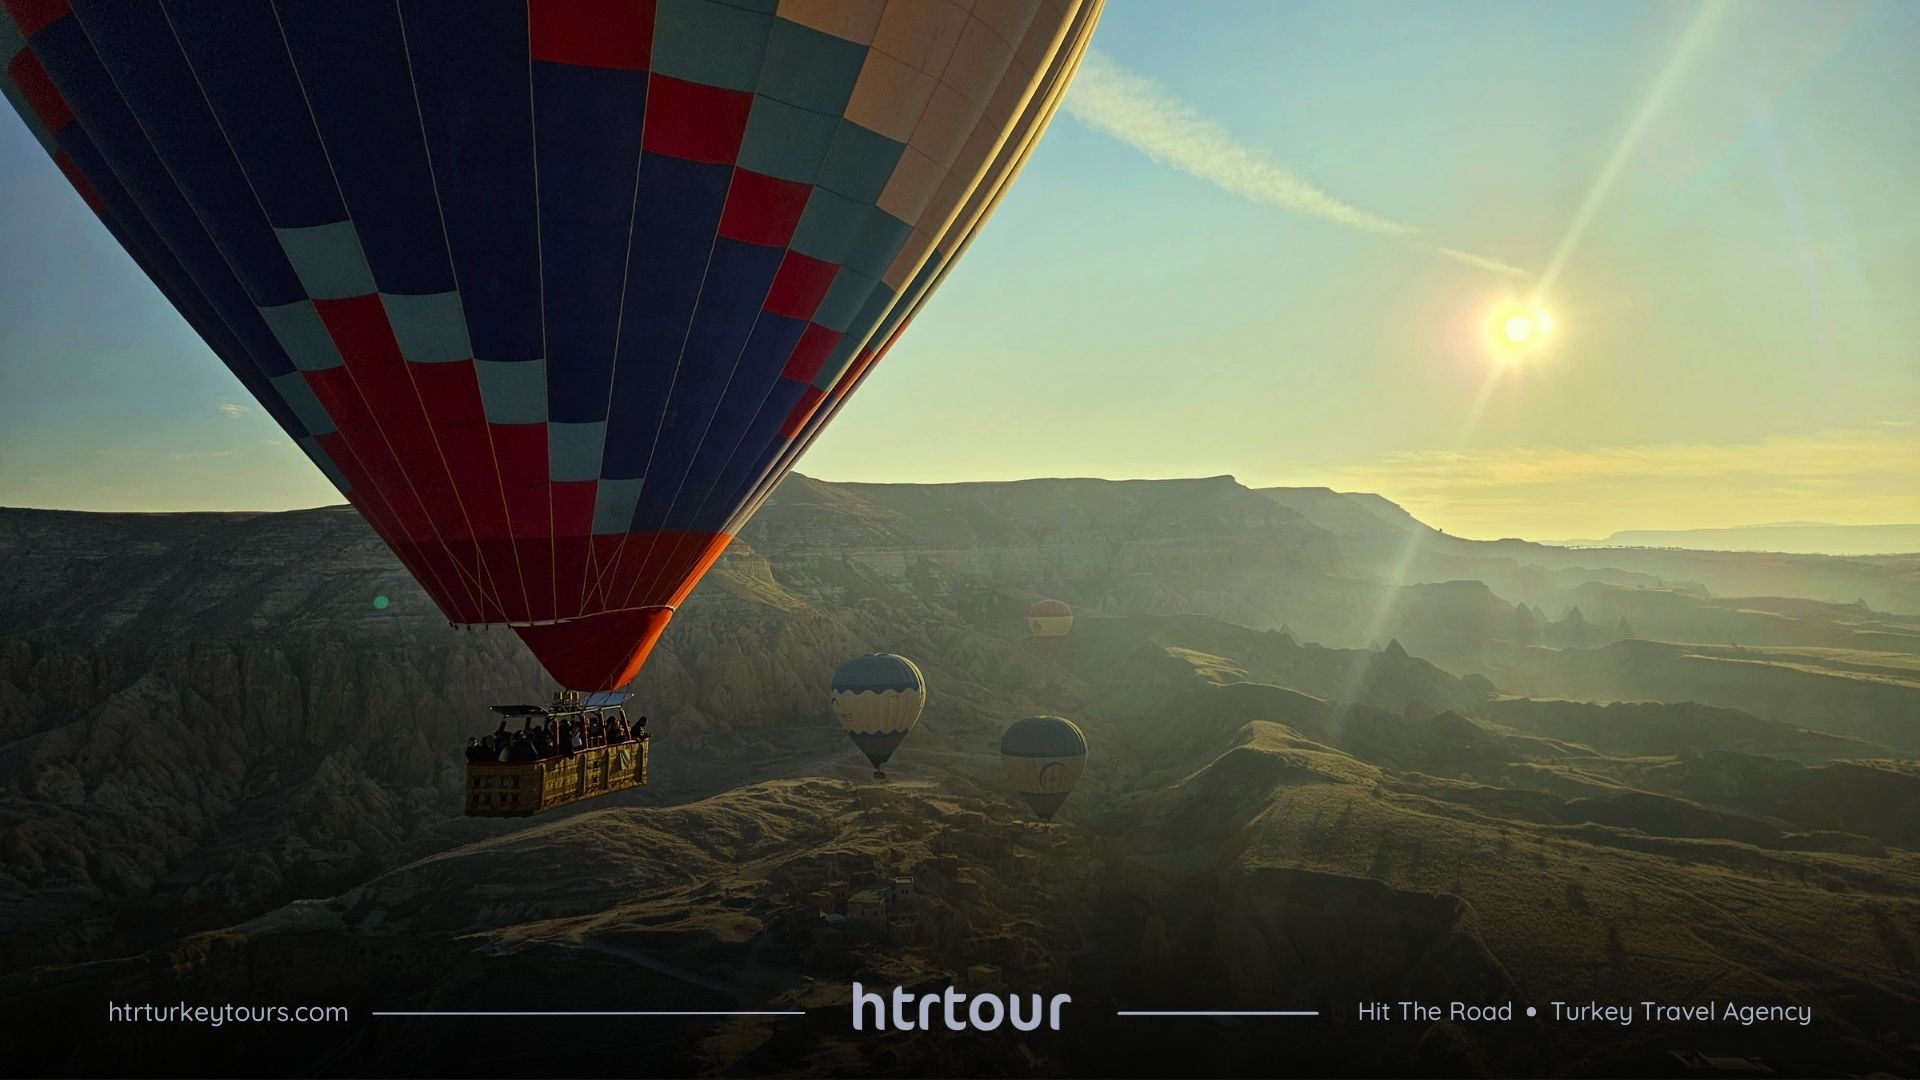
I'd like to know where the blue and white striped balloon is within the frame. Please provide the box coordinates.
[830,653,926,779]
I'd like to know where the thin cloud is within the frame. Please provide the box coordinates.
[1438,247,1529,276]
[1064,49,1527,277]
[216,401,249,418]
[1323,428,1920,537]
[1335,429,1920,487]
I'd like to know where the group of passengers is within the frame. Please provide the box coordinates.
[464,712,645,765]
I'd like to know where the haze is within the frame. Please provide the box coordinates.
[2,0,1915,545]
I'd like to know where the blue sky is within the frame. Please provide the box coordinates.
[2,0,1915,538]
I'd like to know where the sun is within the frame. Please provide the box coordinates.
[1487,302,1554,360]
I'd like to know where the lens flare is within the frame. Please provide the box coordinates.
[1487,302,1554,361]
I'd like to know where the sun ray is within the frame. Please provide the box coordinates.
[1332,358,1512,706]
[1531,0,1729,307]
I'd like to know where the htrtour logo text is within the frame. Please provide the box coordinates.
[852,982,1071,1032]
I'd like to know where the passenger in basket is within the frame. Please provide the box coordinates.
[507,731,537,763]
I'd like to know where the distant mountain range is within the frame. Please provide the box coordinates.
[1551,521,1920,556]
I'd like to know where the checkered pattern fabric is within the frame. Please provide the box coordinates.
[2,0,1101,688]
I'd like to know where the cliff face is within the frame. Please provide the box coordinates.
[0,476,1346,970]
[744,475,1347,631]
[1263,486,1920,615]
[0,507,784,969]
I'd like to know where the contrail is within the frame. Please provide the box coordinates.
[1064,49,1527,277]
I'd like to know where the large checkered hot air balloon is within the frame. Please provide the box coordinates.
[2,0,1101,690]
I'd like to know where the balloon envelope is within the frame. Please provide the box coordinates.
[2,0,1102,688]
[1000,714,1086,820]
[1028,598,1073,640]
[830,653,926,774]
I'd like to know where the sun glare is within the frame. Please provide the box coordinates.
[1488,302,1554,361]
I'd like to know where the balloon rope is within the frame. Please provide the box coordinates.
[140,2,485,619]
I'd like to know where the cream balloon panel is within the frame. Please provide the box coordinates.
[775,0,1092,295]
[721,0,1099,537]
[1029,614,1074,638]
[1002,753,1085,795]
[831,687,927,735]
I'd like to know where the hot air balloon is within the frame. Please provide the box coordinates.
[1000,714,1085,821]
[830,653,925,780]
[3,0,1104,692]
[1028,598,1073,641]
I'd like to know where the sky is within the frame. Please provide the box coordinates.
[1,0,1916,541]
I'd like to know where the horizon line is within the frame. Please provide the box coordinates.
[4,480,1915,548]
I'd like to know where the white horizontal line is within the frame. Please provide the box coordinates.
[370,1011,805,1018]
[1116,1010,1320,1017]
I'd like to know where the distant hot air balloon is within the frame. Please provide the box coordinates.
[830,653,925,780]
[1000,714,1086,821]
[3,0,1104,691]
[1028,598,1073,642]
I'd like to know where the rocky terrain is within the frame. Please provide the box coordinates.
[2,475,1917,1076]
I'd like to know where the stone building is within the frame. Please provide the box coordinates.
[888,914,918,945]
[847,890,888,932]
